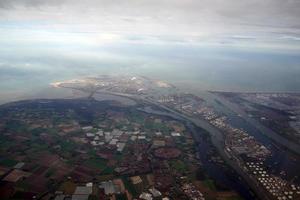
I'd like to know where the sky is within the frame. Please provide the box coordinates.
[0,0,300,102]
[1,0,300,48]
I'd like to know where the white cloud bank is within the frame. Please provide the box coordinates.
[0,0,300,50]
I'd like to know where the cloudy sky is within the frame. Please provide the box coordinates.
[0,0,300,102]
[1,0,300,48]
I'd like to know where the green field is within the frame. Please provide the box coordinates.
[0,158,18,167]
[85,158,107,170]
[203,179,217,191]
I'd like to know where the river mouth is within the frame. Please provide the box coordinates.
[207,93,300,184]
[1,75,300,199]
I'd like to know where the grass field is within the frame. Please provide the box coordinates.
[203,179,217,191]
[170,160,187,173]
[0,158,18,167]
[85,158,107,170]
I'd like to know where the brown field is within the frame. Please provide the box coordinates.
[154,174,173,191]
[96,174,115,182]
[70,166,95,182]
[0,182,15,199]
[154,147,181,159]
[59,181,77,195]
[33,166,48,176]
[3,169,31,183]
[37,153,61,166]
[0,166,9,176]
[25,174,48,193]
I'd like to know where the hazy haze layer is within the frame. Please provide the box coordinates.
[1,0,300,103]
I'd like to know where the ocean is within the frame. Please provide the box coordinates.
[1,44,300,104]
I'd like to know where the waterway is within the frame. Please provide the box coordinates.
[140,106,258,200]
[206,92,300,184]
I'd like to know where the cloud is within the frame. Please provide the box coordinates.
[280,35,300,41]
[0,0,300,50]
[0,63,43,78]
[0,0,65,8]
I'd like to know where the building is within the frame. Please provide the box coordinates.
[82,126,93,131]
[99,180,121,195]
[72,186,92,200]
[139,192,153,200]
[117,142,126,152]
[130,176,142,185]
